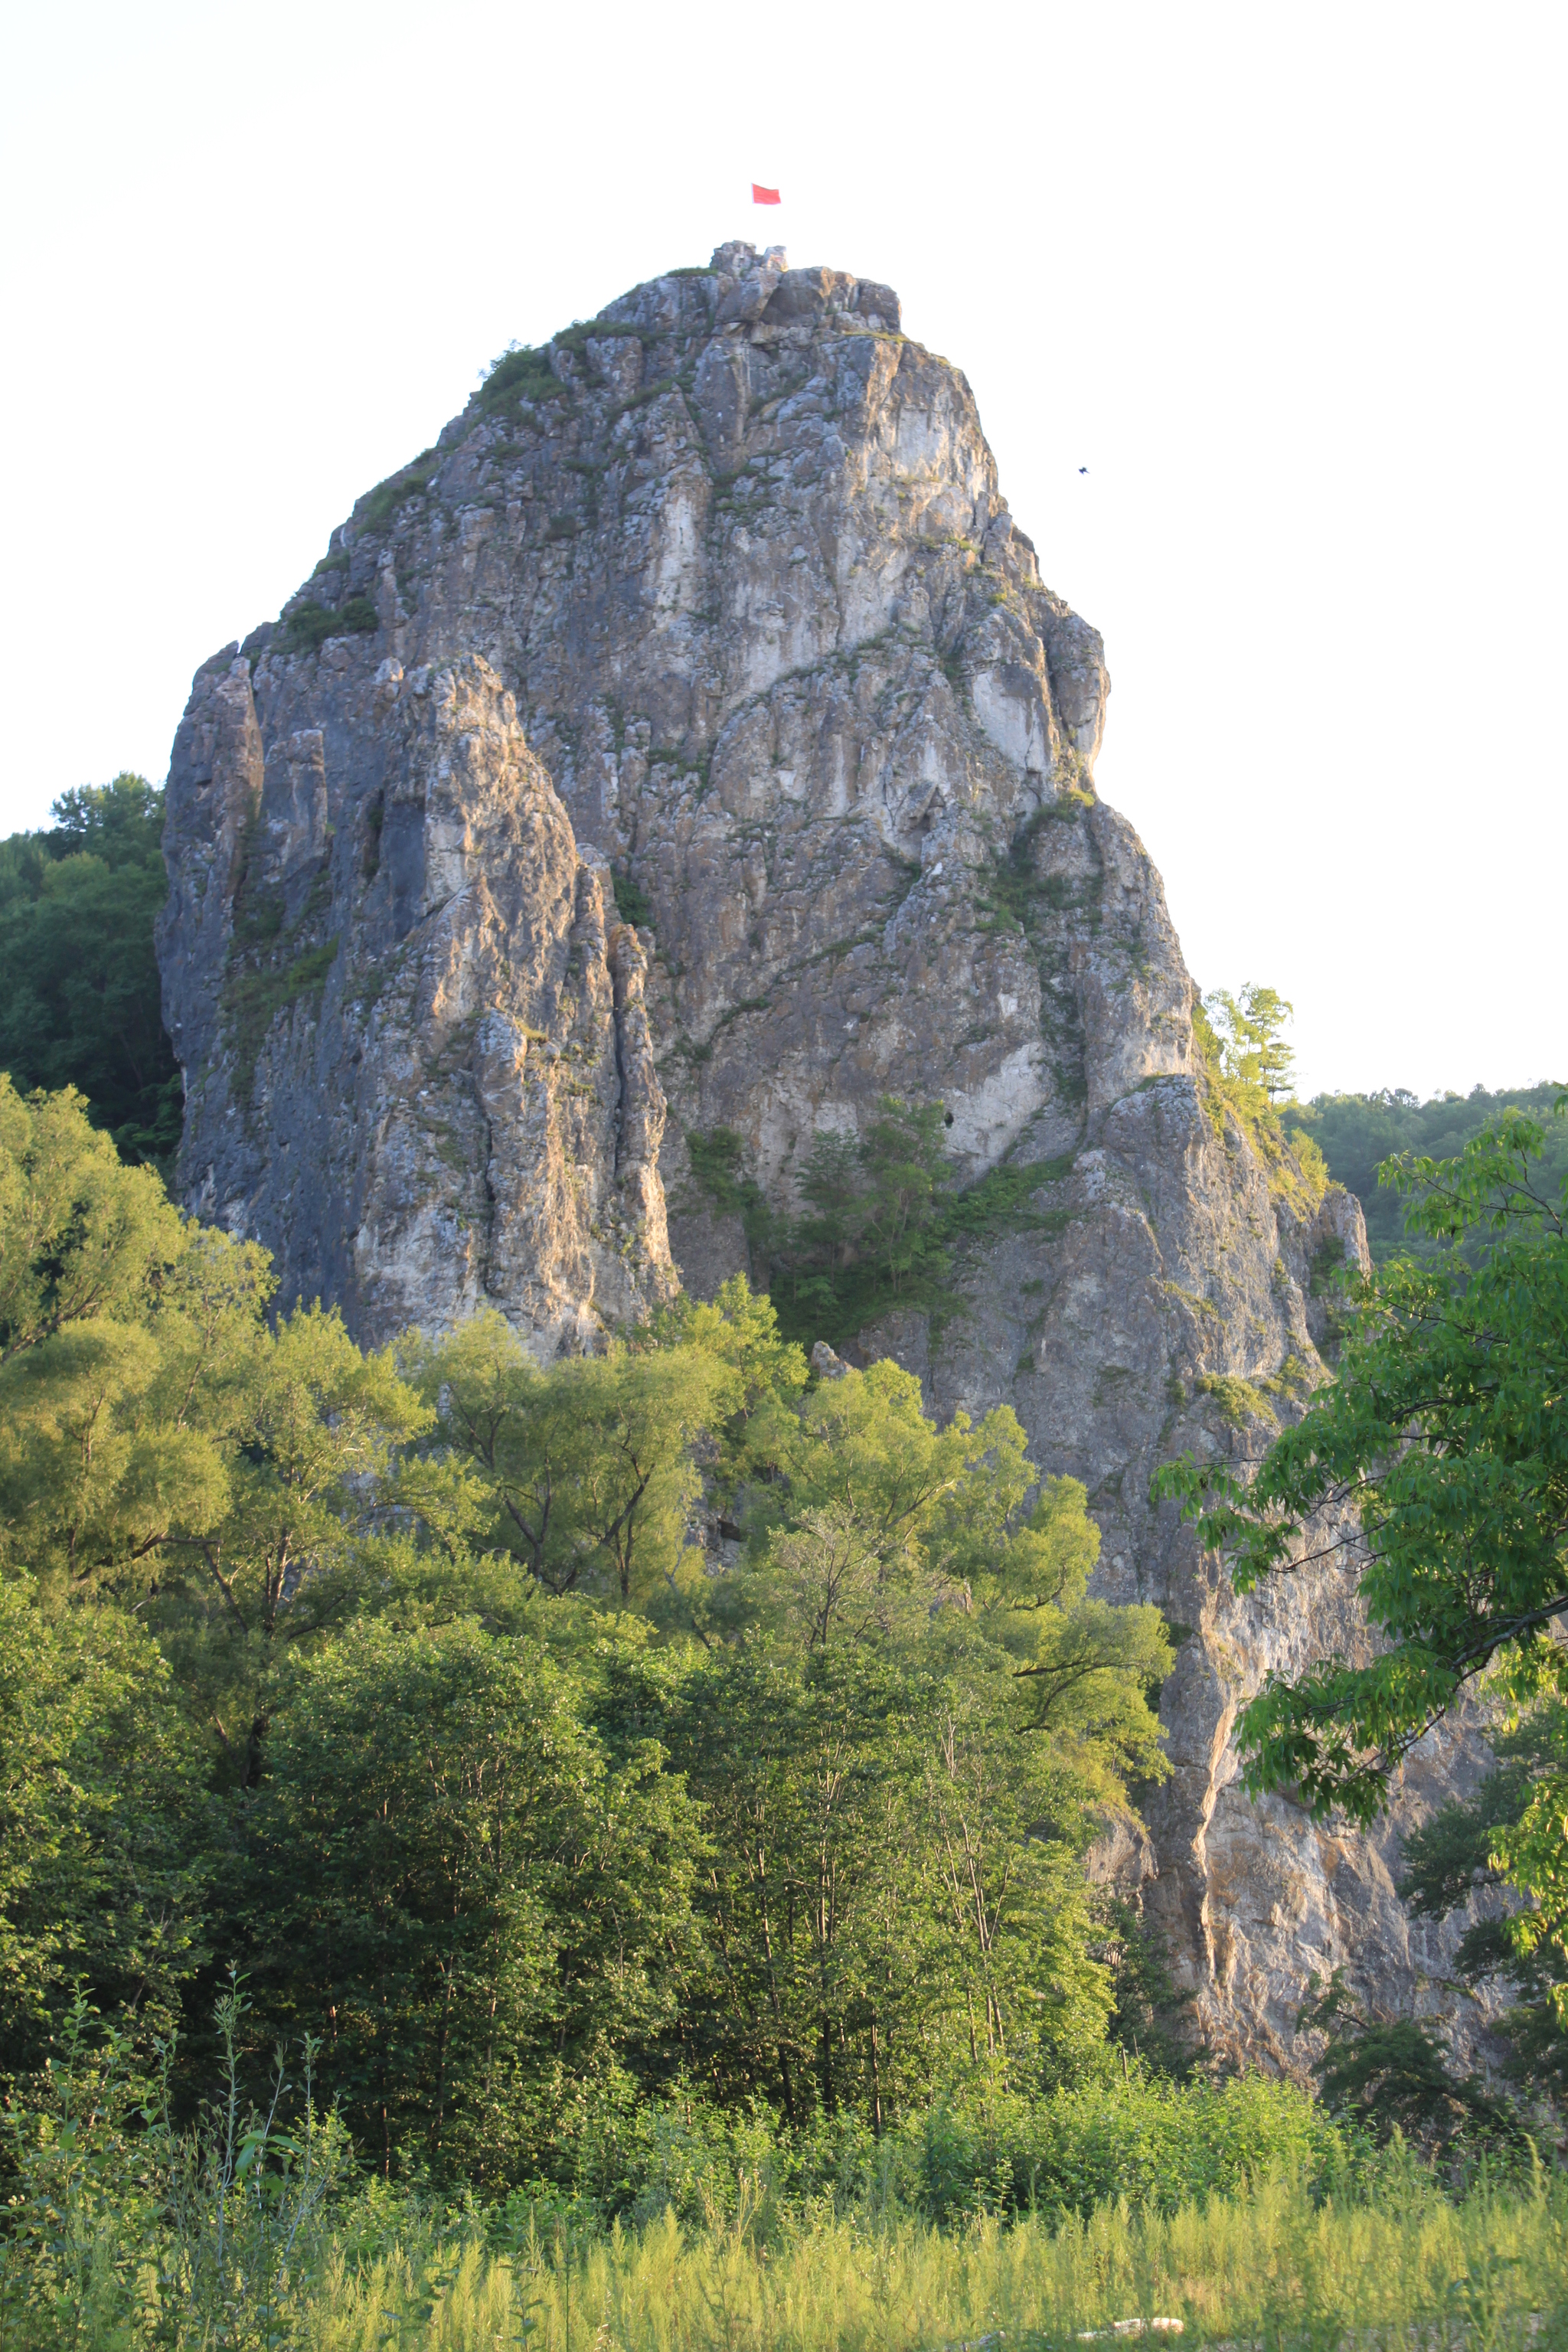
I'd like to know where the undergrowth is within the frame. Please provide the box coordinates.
[6,2079,1564,2352]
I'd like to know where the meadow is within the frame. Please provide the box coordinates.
[18,2154,1566,2351]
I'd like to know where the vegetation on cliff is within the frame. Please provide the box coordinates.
[1160,1099,1568,2096]
[688,1100,1071,1349]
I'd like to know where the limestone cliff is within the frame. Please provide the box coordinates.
[158,650,672,1354]
[158,243,1498,2069]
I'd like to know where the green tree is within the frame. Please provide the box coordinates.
[669,1638,927,2128]
[1156,1105,1568,1994]
[745,1357,1031,1565]
[773,1099,956,1343]
[1396,1698,1568,2102]
[413,1311,733,1608]
[0,1080,465,1776]
[234,1619,704,2185]
[0,1578,210,2090]
[0,1080,240,1599]
[1295,1968,1516,2153]
[0,776,181,1165]
[673,1364,1172,2135]
[1285,1081,1568,1262]
[976,1475,1174,1791]
[1203,983,1297,1103]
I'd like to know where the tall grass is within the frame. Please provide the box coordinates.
[296,2159,1567,2350]
[5,2022,1565,2347]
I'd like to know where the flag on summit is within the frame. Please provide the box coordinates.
[752,183,781,204]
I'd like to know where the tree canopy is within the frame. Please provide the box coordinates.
[0,776,181,1165]
[0,1082,1182,2189]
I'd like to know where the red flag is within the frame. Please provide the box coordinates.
[751,183,782,205]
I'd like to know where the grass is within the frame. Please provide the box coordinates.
[17,2158,1565,2349]
[5,2027,1560,2350]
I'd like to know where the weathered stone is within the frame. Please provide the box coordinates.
[158,243,1499,2070]
[159,651,674,1354]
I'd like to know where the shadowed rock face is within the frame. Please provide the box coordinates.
[158,242,1498,2067]
[159,651,673,1356]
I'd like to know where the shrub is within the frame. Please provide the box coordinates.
[280,597,378,655]
[358,451,437,531]
[611,869,654,929]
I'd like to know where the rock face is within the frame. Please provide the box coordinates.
[159,242,1496,2068]
[158,650,673,1353]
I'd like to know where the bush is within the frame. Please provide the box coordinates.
[908,2067,1353,2222]
[280,597,378,655]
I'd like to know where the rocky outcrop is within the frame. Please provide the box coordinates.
[159,242,1496,2068]
[158,650,673,1353]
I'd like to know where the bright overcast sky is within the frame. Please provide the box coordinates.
[2,2,1562,1102]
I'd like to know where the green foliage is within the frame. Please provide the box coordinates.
[913,2068,1348,2223]
[234,1620,702,2186]
[1191,990,1327,1212]
[5,2021,1561,2352]
[279,596,378,655]
[1097,1896,1200,2079]
[0,1979,347,2347]
[0,1584,211,2091]
[33,1086,1566,2322]
[648,1359,1172,2134]
[1289,1080,1568,1261]
[1155,1104,1568,1834]
[688,1100,1065,1349]
[1295,1968,1519,2154]
[478,341,562,413]
[0,1094,1195,2222]
[0,1079,452,1778]
[1194,1371,1277,1429]
[411,1308,732,1605]
[1204,982,1296,1102]
[358,448,437,531]
[610,867,654,929]
[1396,1702,1568,2102]
[684,1125,774,1259]
[0,775,181,1166]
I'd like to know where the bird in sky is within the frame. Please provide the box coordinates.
[1079,466,1089,475]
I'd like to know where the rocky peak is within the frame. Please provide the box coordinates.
[159,250,1496,2069]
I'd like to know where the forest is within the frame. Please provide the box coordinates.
[2,785,1566,2347]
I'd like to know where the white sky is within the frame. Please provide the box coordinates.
[2,1,1562,1102]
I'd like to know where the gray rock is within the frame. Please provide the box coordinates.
[159,650,674,1354]
[158,243,1499,2069]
